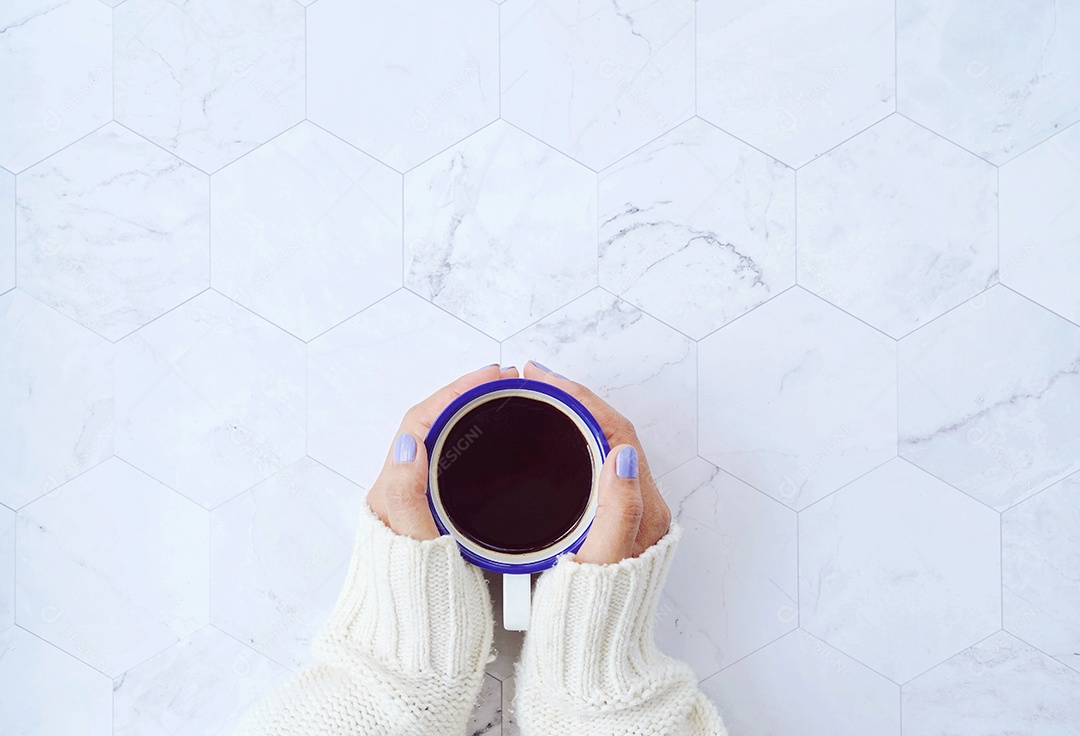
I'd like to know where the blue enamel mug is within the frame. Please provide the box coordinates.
[424,378,610,630]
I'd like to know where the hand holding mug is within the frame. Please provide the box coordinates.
[522,360,672,565]
[366,363,520,540]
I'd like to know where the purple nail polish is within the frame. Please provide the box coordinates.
[616,445,638,479]
[394,433,417,464]
[531,360,567,379]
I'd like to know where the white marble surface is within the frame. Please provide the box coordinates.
[503,288,696,477]
[902,631,1080,735]
[115,290,306,508]
[404,120,597,340]
[699,287,897,510]
[308,0,499,172]
[16,458,209,677]
[501,0,695,170]
[6,2,1080,733]
[0,626,112,736]
[0,0,112,173]
[0,505,13,632]
[308,289,498,488]
[17,123,210,340]
[1,168,13,294]
[113,626,289,736]
[211,122,401,341]
[114,0,305,172]
[599,118,796,339]
[0,290,114,509]
[501,674,519,736]
[211,458,359,670]
[468,673,503,736]
[656,457,798,678]
[697,0,895,168]
[1000,121,1080,325]
[702,629,901,736]
[899,286,1080,510]
[1002,472,1080,674]
[800,459,1001,683]
[798,114,998,337]
[897,0,1080,165]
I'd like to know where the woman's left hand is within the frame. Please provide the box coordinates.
[365,363,520,540]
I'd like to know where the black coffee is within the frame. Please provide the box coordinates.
[436,394,594,554]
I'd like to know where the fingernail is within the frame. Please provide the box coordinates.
[500,365,515,372]
[616,445,638,479]
[481,362,499,370]
[531,360,567,379]
[393,433,417,464]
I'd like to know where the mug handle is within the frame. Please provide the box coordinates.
[503,573,531,630]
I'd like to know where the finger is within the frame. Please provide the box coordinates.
[499,364,519,379]
[574,444,643,565]
[522,360,632,444]
[397,363,503,439]
[382,431,439,541]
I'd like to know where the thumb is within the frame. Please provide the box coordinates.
[384,432,440,541]
[574,444,642,565]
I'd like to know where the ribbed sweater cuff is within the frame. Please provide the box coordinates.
[522,521,683,707]
[313,501,494,680]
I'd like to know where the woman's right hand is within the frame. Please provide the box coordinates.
[522,360,672,565]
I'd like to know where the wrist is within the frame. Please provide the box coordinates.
[313,500,494,678]
[519,521,685,706]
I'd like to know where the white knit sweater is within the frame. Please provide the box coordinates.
[234,502,727,735]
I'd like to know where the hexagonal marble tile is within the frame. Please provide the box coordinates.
[308,289,498,487]
[212,458,359,670]
[800,459,1000,684]
[1000,122,1080,326]
[308,0,498,172]
[701,629,900,736]
[468,673,502,736]
[798,114,997,338]
[502,288,696,477]
[113,626,289,736]
[404,121,596,340]
[211,122,401,341]
[898,0,1080,165]
[698,287,897,511]
[654,458,797,680]
[697,0,895,168]
[114,0,304,172]
[1003,472,1080,674]
[1,168,13,294]
[502,674,520,736]
[0,505,13,632]
[16,458,209,677]
[0,290,113,509]
[115,289,306,509]
[501,0,694,170]
[599,118,796,339]
[0,627,112,735]
[903,632,1080,733]
[17,122,210,341]
[899,286,1080,510]
[0,0,111,173]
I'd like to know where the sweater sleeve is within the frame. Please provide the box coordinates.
[233,501,494,736]
[513,521,727,736]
